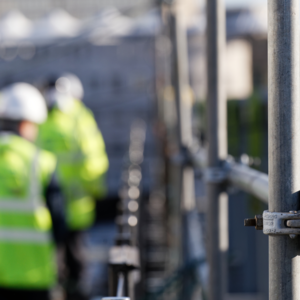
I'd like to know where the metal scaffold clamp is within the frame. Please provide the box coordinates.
[245,210,300,239]
[204,166,228,184]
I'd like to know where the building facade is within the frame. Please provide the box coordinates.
[0,0,154,18]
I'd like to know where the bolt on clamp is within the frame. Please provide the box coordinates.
[244,210,300,239]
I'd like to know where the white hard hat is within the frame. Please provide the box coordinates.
[0,83,47,124]
[44,73,84,110]
[56,73,84,100]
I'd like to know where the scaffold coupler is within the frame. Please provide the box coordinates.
[244,210,300,239]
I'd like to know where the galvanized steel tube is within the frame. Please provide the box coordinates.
[206,0,227,299]
[228,163,268,204]
[191,148,269,204]
[268,1,300,299]
[117,273,125,297]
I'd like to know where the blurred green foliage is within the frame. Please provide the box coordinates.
[194,91,268,214]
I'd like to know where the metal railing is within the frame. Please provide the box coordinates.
[102,120,146,300]
[190,147,268,204]
[102,0,299,299]
[158,0,300,300]
[102,273,129,300]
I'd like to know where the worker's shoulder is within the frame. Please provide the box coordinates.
[72,100,94,117]
[9,134,36,156]
[9,135,55,169]
[12,135,55,162]
[46,106,71,122]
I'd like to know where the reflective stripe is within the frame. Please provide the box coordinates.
[0,199,45,212]
[30,149,41,208]
[0,149,45,213]
[0,135,56,288]
[0,229,51,244]
[0,146,51,234]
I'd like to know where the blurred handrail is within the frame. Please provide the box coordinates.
[189,147,269,204]
[227,161,268,204]
[116,273,125,297]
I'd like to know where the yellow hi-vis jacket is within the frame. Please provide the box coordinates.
[37,100,109,230]
[0,133,56,289]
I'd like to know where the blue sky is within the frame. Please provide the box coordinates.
[225,0,267,8]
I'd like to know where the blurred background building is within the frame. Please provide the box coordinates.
[0,0,156,18]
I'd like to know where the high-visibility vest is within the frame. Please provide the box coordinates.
[37,100,109,230]
[0,133,57,289]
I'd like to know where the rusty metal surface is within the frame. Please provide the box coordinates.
[244,215,263,230]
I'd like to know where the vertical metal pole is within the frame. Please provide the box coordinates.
[170,8,193,269]
[268,1,300,299]
[170,10,193,148]
[170,1,198,274]
[206,0,227,299]
[166,9,187,273]
[170,13,192,162]
[117,273,125,297]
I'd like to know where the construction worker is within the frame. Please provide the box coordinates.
[36,73,109,299]
[0,83,66,300]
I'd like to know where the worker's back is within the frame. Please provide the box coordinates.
[0,133,56,289]
[37,99,109,230]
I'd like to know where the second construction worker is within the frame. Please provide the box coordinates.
[0,83,66,300]
[37,73,109,299]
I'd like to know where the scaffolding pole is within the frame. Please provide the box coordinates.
[206,0,227,299]
[170,4,209,293]
[170,4,195,253]
[268,1,300,299]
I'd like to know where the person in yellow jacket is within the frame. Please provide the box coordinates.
[36,73,109,299]
[0,83,67,300]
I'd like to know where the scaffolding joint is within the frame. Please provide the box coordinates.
[171,145,194,167]
[245,210,300,239]
[204,160,229,184]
